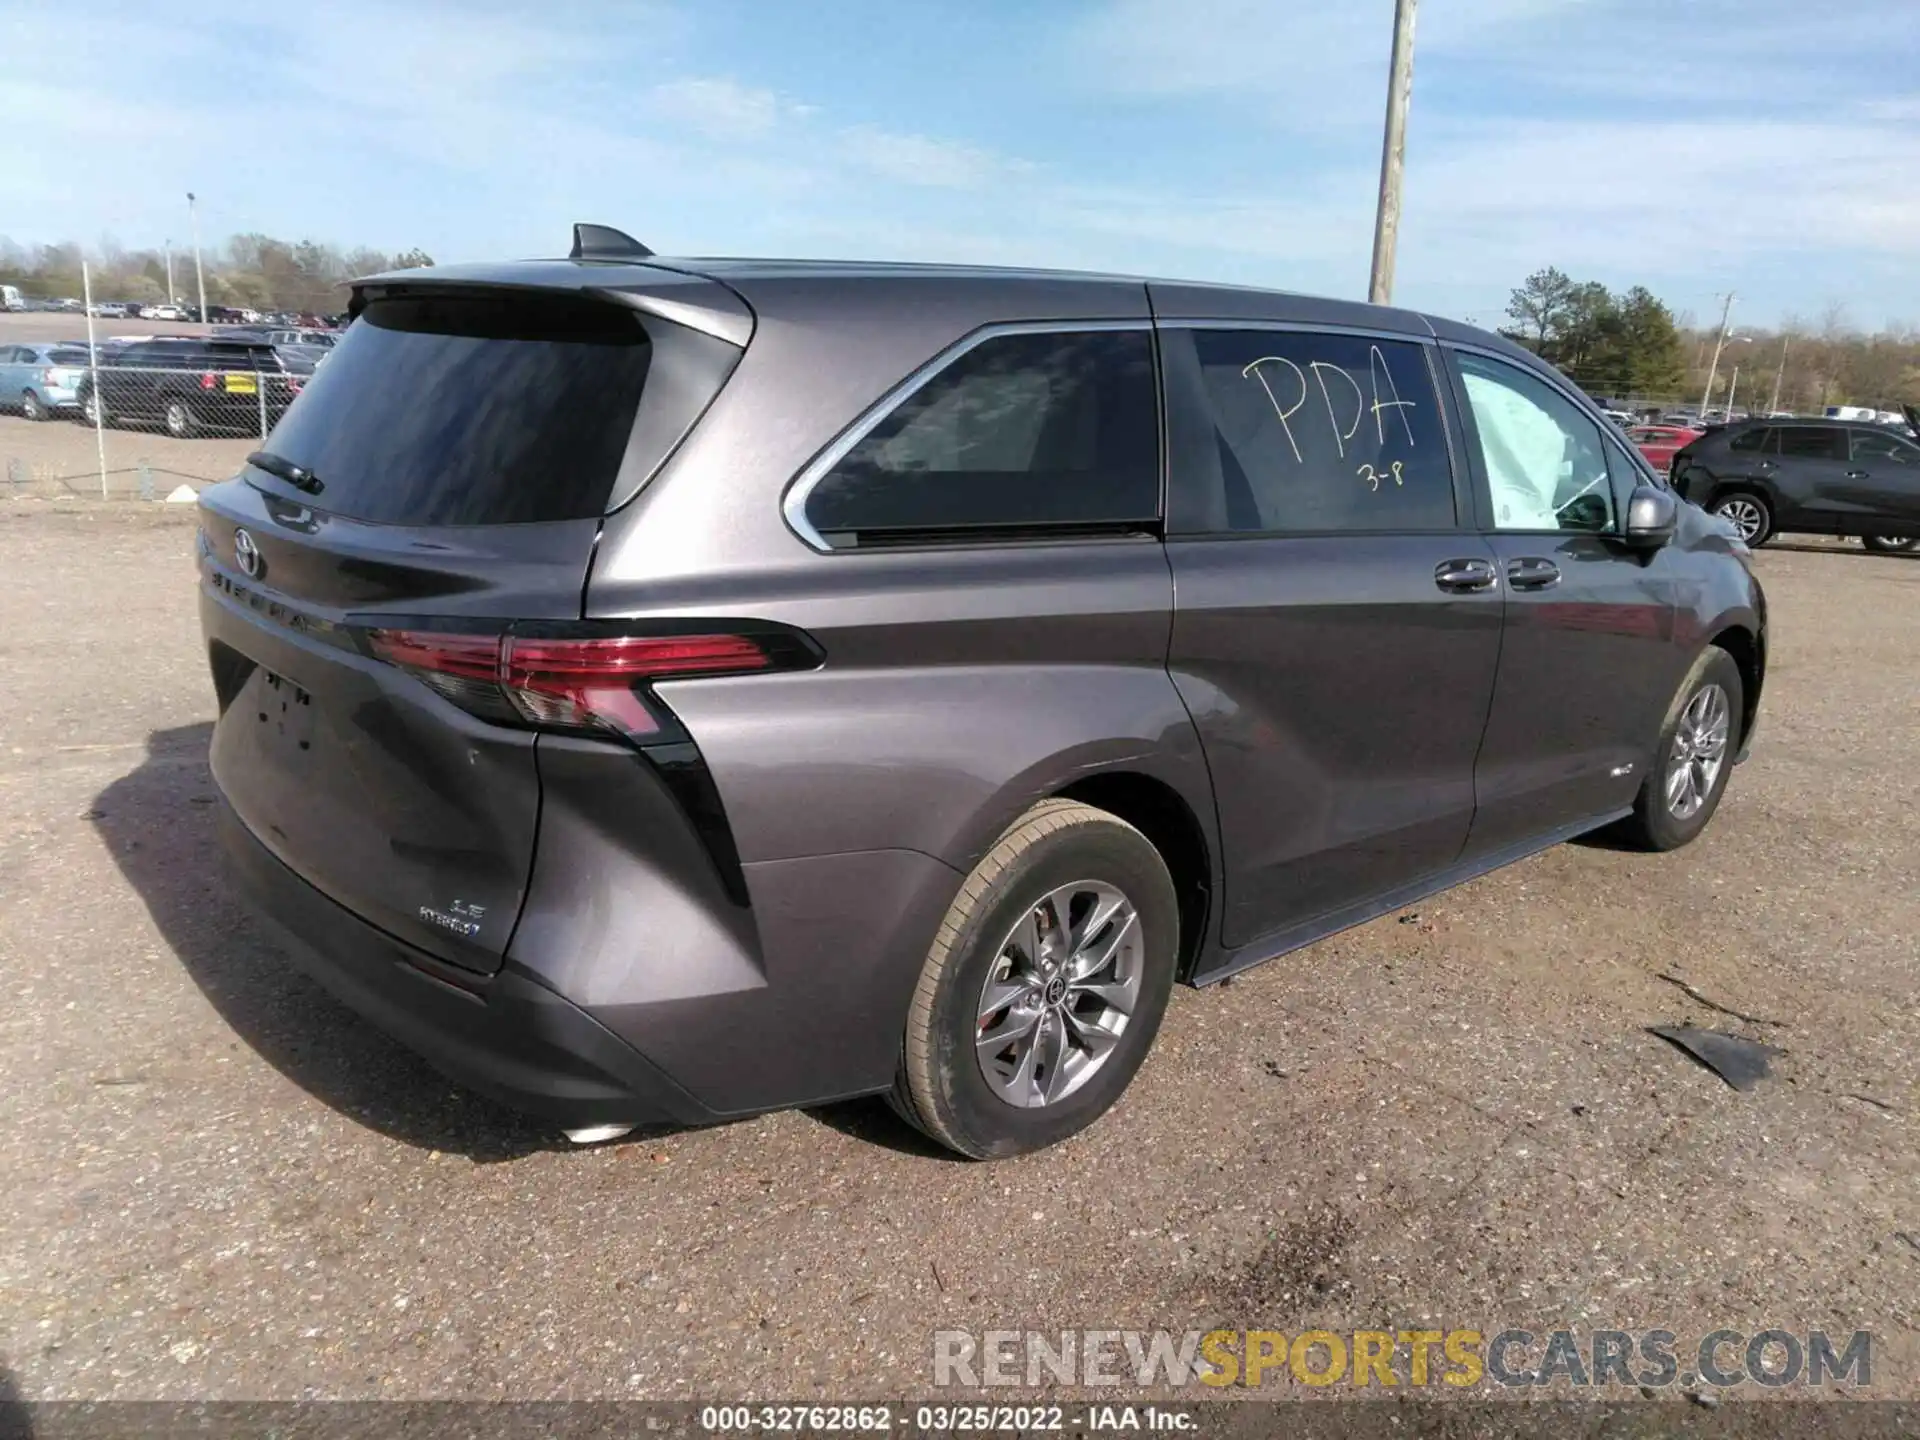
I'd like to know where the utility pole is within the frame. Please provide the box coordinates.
[1698,291,1735,415]
[1725,365,1742,420]
[1368,0,1418,305]
[188,192,209,332]
[1768,335,1790,415]
[163,239,174,303]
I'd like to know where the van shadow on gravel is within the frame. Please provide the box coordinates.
[0,1355,31,1440]
[92,722,572,1163]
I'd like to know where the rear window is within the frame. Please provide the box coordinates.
[258,293,653,525]
[46,348,90,366]
[800,329,1159,549]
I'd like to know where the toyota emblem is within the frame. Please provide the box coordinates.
[233,527,262,578]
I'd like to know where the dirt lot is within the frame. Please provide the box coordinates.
[0,501,1914,1406]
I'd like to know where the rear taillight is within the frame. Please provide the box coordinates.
[363,625,813,742]
[200,372,218,390]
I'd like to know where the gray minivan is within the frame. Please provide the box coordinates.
[195,226,1766,1158]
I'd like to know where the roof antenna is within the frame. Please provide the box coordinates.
[570,223,654,260]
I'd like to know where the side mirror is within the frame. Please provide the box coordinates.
[1624,484,1678,548]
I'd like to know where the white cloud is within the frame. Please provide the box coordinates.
[839,127,1029,189]
[649,78,812,140]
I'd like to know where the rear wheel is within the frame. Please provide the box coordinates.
[1617,647,1744,852]
[1863,535,1917,554]
[21,389,47,422]
[163,397,198,438]
[1711,492,1772,546]
[890,799,1179,1159]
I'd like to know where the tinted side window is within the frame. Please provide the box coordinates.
[1728,427,1771,453]
[1175,329,1453,533]
[1850,429,1920,464]
[1455,352,1615,533]
[1777,427,1845,460]
[802,329,1158,549]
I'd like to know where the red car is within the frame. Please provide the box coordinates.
[1628,424,1701,473]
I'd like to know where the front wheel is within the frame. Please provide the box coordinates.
[80,390,107,426]
[1862,535,1917,554]
[1711,492,1773,547]
[890,799,1179,1159]
[1617,648,1744,852]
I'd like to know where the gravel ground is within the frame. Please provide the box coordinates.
[0,502,1914,1406]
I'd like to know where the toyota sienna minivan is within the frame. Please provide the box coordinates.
[197,225,1766,1159]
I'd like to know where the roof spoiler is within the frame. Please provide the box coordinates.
[570,223,654,261]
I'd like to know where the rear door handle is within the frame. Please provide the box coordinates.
[1507,556,1561,591]
[1846,469,1870,480]
[1435,557,1498,593]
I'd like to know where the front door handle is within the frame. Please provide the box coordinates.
[1435,557,1498,593]
[1846,469,1870,480]
[1507,556,1561,591]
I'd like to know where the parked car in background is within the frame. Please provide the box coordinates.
[223,326,337,349]
[194,228,1768,1159]
[76,336,304,437]
[0,342,93,419]
[1672,414,1920,552]
[1,285,24,312]
[1627,423,1701,474]
[145,303,189,322]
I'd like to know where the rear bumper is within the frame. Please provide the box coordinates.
[219,800,720,1130]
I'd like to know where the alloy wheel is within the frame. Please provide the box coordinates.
[974,881,1143,1109]
[1666,682,1730,820]
[21,390,45,422]
[1714,498,1765,543]
[165,401,191,437]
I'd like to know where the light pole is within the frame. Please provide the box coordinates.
[1718,336,1753,418]
[1698,292,1736,415]
[1768,336,1791,415]
[188,192,208,331]
[1368,0,1419,304]
[164,239,174,303]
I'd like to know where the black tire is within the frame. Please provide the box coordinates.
[1862,535,1917,554]
[890,798,1179,1159]
[21,389,47,422]
[162,396,198,439]
[1617,647,1744,852]
[1710,490,1773,547]
[80,389,107,426]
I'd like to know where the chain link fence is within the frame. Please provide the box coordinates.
[1,321,319,503]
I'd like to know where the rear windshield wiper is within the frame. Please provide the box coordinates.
[246,450,323,495]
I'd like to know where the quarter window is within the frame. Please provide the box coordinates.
[1728,427,1771,453]
[1176,329,1454,533]
[800,328,1159,549]
[1456,352,1615,534]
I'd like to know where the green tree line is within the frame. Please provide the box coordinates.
[0,235,434,315]
[1505,266,1920,411]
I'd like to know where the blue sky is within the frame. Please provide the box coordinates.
[4,0,1916,329]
